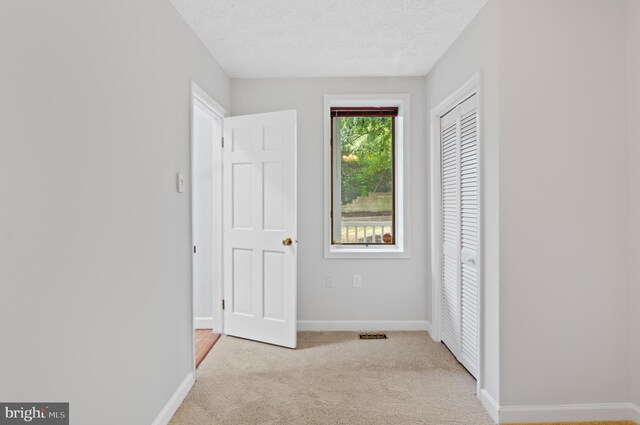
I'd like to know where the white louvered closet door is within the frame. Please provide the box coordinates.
[440,108,460,357]
[440,94,479,379]
[458,95,479,378]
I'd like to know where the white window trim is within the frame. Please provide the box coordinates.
[323,94,411,259]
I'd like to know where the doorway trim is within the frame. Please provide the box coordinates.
[429,72,483,393]
[190,81,226,374]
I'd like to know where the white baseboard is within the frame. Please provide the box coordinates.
[630,402,640,423]
[297,320,430,332]
[480,389,499,423]
[152,372,194,425]
[498,402,637,424]
[478,390,640,424]
[194,317,214,329]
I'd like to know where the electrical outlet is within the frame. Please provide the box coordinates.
[326,275,334,288]
[353,274,362,288]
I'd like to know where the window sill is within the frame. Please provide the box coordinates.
[325,245,410,260]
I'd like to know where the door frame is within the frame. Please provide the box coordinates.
[429,72,483,393]
[190,81,226,373]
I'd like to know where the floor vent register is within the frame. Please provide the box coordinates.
[359,333,388,340]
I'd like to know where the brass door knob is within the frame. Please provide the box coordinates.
[282,237,293,246]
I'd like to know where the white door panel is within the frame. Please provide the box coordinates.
[458,96,479,378]
[223,110,297,348]
[440,109,460,357]
[439,94,479,379]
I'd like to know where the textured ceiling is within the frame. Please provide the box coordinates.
[169,0,487,78]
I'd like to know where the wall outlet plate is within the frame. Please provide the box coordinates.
[353,274,362,288]
[326,275,334,288]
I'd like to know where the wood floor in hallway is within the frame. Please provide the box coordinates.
[195,329,220,368]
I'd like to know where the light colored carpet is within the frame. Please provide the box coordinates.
[170,331,494,425]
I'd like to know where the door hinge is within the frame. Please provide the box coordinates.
[222,299,225,310]
[193,245,196,254]
[221,137,225,148]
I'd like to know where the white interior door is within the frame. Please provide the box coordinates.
[440,107,461,358]
[458,95,479,378]
[439,94,479,379]
[223,110,297,348]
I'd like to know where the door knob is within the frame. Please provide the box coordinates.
[282,237,293,246]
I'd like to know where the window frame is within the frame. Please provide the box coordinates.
[323,94,411,259]
[330,107,397,245]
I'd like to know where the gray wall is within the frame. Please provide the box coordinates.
[0,1,229,424]
[426,0,633,412]
[627,0,640,410]
[425,0,500,403]
[498,0,629,407]
[231,77,429,326]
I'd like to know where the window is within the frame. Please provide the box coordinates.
[330,107,397,245]
[324,94,410,259]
